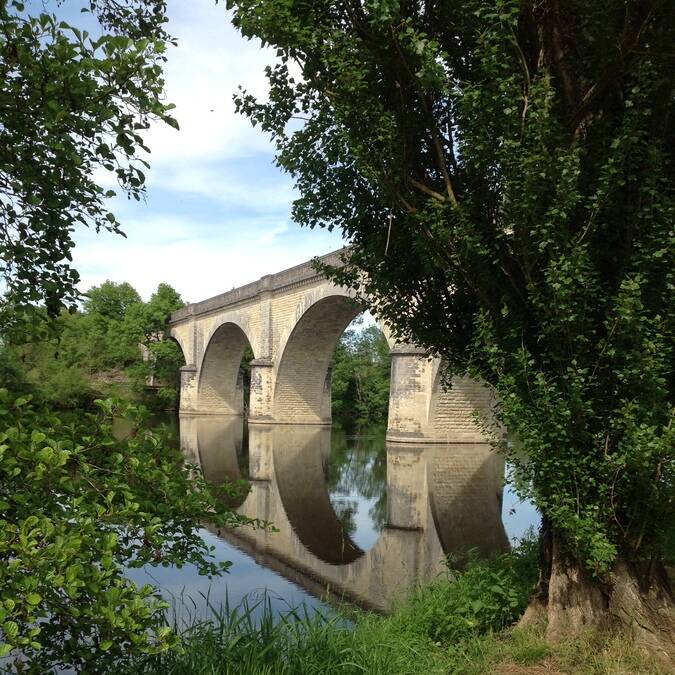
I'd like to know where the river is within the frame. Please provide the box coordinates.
[125,416,539,625]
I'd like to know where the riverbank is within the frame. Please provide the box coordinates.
[131,540,671,675]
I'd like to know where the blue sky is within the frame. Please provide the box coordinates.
[63,0,345,302]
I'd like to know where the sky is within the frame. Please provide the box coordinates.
[66,0,346,303]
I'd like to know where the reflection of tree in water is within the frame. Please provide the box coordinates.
[324,426,388,535]
[332,498,359,537]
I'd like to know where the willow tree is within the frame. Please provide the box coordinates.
[227,0,675,649]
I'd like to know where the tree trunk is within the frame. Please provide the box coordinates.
[520,520,675,665]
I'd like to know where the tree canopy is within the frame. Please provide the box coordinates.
[228,0,675,642]
[0,3,253,668]
[84,282,142,324]
[0,0,175,321]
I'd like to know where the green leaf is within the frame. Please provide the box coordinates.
[2,622,18,640]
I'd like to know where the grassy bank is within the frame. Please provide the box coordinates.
[131,540,670,675]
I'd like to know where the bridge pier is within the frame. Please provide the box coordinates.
[178,364,199,413]
[248,358,274,422]
[386,345,433,443]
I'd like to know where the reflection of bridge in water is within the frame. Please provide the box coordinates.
[181,417,509,611]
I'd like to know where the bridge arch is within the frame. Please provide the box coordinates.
[198,321,256,415]
[273,291,366,424]
[168,328,192,367]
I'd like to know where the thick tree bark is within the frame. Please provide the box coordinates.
[520,521,675,665]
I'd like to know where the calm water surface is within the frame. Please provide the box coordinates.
[125,416,539,623]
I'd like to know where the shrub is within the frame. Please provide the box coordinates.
[400,536,539,644]
[0,391,253,673]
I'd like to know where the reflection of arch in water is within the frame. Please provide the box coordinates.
[192,415,249,509]
[198,322,255,415]
[257,433,509,606]
[231,426,430,610]
[273,426,363,564]
[424,444,509,558]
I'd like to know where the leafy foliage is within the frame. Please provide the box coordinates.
[331,324,390,426]
[0,390,254,672]
[403,538,539,643]
[0,280,185,409]
[228,0,675,573]
[0,0,175,322]
[84,281,142,325]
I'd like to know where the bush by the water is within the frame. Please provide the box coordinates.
[397,537,539,644]
[131,536,669,674]
[0,392,252,673]
[133,539,540,675]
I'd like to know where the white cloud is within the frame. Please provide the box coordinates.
[70,0,349,304]
[142,2,277,170]
[136,2,297,207]
[148,160,297,213]
[73,213,345,302]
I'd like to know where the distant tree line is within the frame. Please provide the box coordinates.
[0,288,391,423]
[331,324,390,428]
[0,281,184,409]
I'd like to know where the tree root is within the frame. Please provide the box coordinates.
[519,528,675,666]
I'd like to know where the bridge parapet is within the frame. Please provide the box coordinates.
[171,249,347,323]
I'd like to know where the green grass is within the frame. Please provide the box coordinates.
[131,596,445,675]
[130,539,671,675]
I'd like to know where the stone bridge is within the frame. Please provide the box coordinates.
[169,250,493,444]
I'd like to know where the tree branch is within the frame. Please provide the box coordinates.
[407,175,447,202]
